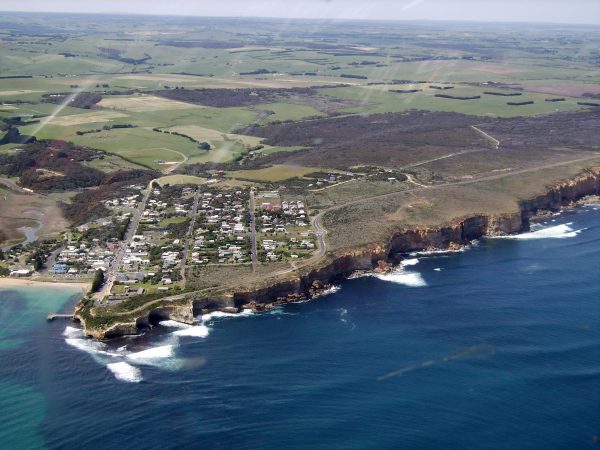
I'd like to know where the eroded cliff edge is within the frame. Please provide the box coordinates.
[76,168,600,339]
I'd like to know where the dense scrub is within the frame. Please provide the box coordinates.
[42,92,102,109]
[241,111,489,169]
[62,169,158,225]
[153,87,319,107]
[480,110,600,149]
[0,140,106,191]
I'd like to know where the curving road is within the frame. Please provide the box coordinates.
[270,151,600,278]
[90,150,600,310]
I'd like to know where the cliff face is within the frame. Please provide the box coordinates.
[81,168,600,339]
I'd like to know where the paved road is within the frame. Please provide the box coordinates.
[269,151,600,278]
[249,189,258,270]
[96,178,156,299]
[180,188,201,285]
[91,150,600,309]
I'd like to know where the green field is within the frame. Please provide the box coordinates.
[257,102,325,123]
[318,84,586,117]
[231,164,336,182]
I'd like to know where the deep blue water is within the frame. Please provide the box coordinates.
[2,205,600,449]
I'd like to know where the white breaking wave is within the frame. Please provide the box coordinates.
[400,258,419,267]
[158,320,192,329]
[434,268,442,272]
[127,345,174,361]
[172,325,210,338]
[158,320,211,338]
[63,326,83,339]
[201,309,254,322]
[64,325,188,382]
[409,247,465,256]
[376,270,428,287]
[107,362,142,383]
[64,336,119,359]
[494,223,585,240]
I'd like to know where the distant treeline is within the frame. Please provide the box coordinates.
[484,91,523,97]
[76,124,137,136]
[390,89,421,94]
[98,47,152,65]
[349,60,377,66]
[340,74,368,80]
[152,128,211,149]
[154,86,318,108]
[429,85,454,90]
[545,98,565,102]
[157,40,241,49]
[239,69,276,75]
[435,94,481,100]
[0,75,32,79]
[507,101,534,106]
[170,72,213,78]
[392,80,428,84]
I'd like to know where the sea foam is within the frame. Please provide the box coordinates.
[127,345,174,361]
[64,325,186,382]
[107,362,142,383]
[172,325,210,338]
[400,258,420,267]
[376,271,428,287]
[494,223,584,240]
[158,320,192,329]
[201,309,254,322]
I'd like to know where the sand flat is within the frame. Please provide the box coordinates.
[0,277,90,292]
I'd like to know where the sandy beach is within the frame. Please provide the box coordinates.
[0,277,90,293]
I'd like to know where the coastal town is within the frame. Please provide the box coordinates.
[0,180,319,301]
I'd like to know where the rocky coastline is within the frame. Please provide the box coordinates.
[76,168,600,340]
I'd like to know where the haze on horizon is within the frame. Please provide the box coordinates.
[0,0,599,25]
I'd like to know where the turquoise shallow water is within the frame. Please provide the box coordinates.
[2,205,600,449]
[0,286,82,449]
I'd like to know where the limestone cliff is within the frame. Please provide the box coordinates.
[78,167,600,339]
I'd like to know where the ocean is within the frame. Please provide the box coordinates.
[2,204,600,449]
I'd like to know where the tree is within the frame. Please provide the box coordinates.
[91,269,105,293]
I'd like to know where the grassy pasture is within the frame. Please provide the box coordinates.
[319,84,585,117]
[257,102,325,123]
[68,127,201,170]
[231,164,334,182]
[156,175,206,186]
[166,125,263,146]
[98,95,205,112]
